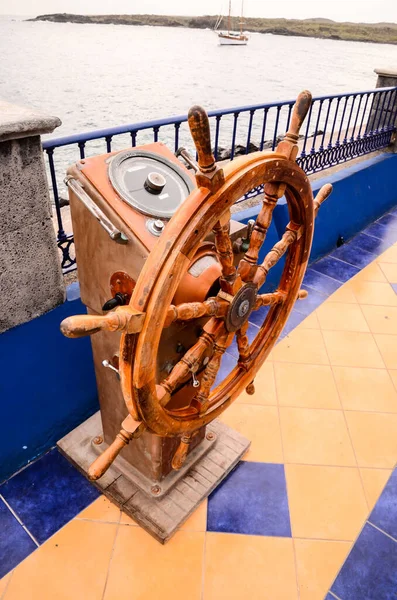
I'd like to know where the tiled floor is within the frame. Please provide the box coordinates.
[2,211,397,599]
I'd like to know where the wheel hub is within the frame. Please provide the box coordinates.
[224,283,257,332]
[238,299,250,318]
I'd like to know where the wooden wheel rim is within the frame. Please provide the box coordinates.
[119,152,314,436]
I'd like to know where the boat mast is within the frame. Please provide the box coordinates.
[240,0,244,35]
[228,0,231,34]
[214,13,223,30]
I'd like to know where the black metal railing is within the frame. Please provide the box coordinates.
[42,86,397,272]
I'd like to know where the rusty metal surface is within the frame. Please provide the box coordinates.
[109,271,135,300]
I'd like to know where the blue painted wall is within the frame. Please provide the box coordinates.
[0,291,98,483]
[274,153,397,259]
[309,153,397,260]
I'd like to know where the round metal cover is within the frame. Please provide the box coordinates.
[225,283,257,332]
[108,149,194,219]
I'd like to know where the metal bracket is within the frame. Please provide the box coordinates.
[65,176,128,244]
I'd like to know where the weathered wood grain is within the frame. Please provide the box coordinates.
[58,414,249,543]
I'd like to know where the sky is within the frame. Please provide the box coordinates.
[1,0,397,24]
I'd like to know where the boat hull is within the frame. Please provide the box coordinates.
[218,35,248,46]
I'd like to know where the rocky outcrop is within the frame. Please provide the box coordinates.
[27,14,397,45]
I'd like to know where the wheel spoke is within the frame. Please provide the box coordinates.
[193,330,235,413]
[254,291,286,309]
[236,92,313,285]
[253,222,301,289]
[237,183,282,282]
[159,318,224,403]
[213,218,238,293]
[165,298,229,327]
[236,321,250,365]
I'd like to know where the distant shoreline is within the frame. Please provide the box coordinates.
[28,13,397,45]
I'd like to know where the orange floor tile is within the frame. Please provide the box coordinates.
[204,533,298,600]
[294,538,351,600]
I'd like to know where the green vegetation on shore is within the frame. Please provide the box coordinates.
[29,13,397,45]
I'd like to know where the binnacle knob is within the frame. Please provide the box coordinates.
[146,218,165,236]
[153,219,165,233]
[144,171,166,194]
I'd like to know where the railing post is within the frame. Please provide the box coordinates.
[0,101,64,333]
[370,69,397,151]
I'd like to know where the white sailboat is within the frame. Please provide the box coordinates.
[215,0,249,46]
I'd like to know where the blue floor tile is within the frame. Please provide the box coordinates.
[391,284,397,296]
[389,206,397,216]
[0,449,99,545]
[377,213,397,229]
[293,284,327,316]
[331,243,377,270]
[303,268,340,296]
[281,310,306,337]
[248,305,270,328]
[365,222,397,246]
[369,470,397,540]
[0,499,37,578]
[311,256,360,283]
[331,523,397,600]
[351,232,386,255]
[214,351,237,387]
[207,461,291,537]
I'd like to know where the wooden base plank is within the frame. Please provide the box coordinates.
[57,412,250,543]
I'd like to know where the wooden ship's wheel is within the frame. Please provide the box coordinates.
[61,91,331,482]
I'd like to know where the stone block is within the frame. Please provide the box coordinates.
[0,136,51,234]
[0,100,64,333]
[374,68,397,89]
[0,217,65,333]
[369,69,397,150]
[0,100,61,143]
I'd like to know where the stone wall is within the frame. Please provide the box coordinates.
[0,101,64,332]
